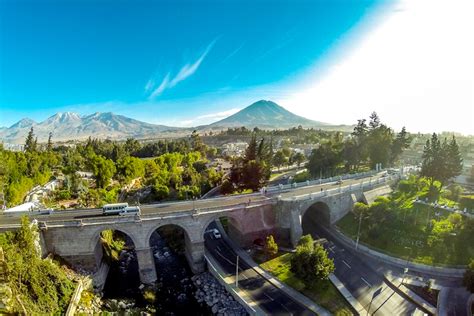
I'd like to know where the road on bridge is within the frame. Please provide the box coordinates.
[205,222,316,315]
[0,172,388,226]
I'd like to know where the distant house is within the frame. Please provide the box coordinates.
[207,158,233,174]
[222,142,248,157]
[26,180,60,202]
[76,171,94,179]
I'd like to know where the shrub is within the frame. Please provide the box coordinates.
[264,235,278,259]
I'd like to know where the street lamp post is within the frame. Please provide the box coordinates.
[356,212,363,250]
[235,255,239,288]
[402,246,412,284]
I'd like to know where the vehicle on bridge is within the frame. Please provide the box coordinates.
[102,203,140,216]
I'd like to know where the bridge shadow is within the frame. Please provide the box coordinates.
[239,274,266,290]
[74,214,110,219]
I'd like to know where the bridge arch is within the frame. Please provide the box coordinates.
[147,222,205,274]
[89,226,142,264]
[201,212,242,240]
[145,222,195,247]
[301,201,332,236]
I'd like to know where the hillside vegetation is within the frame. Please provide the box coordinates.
[0,217,76,313]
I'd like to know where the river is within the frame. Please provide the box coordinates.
[102,231,211,315]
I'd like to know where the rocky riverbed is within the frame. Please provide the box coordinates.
[192,273,248,316]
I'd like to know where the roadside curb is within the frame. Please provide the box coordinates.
[467,294,474,316]
[331,227,465,278]
[328,274,365,315]
[205,254,265,316]
[383,273,436,315]
[215,220,330,316]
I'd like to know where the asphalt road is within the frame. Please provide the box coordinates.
[205,222,315,315]
[0,173,388,226]
[303,219,420,315]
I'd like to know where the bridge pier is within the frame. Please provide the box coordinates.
[136,247,157,284]
[289,208,303,247]
[185,240,205,274]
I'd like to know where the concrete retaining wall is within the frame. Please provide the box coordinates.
[332,227,466,278]
[204,254,263,315]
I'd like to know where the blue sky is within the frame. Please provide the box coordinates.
[0,0,386,124]
[1,0,472,134]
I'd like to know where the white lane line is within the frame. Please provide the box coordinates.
[361,277,372,288]
[263,293,274,301]
[342,260,351,269]
[216,246,221,252]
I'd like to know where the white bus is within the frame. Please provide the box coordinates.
[102,203,129,215]
[119,206,141,216]
[102,203,140,216]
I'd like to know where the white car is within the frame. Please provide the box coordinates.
[211,229,222,239]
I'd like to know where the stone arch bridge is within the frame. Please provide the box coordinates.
[1,174,397,285]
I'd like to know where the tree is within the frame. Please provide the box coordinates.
[264,235,278,259]
[91,155,116,188]
[273,151,287,170]
[292,152,305,167]
[244,134,257,162]
[116,156,144,182]
[307,135,343,178]
[369,111,380,129]
[390,127,411,165]
[190,130,206,154]
[297,234,314,251]
[445,136,463,181]
[462,259,474,293]
[124,138,141,155]
[421,133,463,195]
[290,240,335,287]
[47,132,53,152]
[24,127,37,153]
[367,124,393,169]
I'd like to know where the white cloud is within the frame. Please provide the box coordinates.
[177,108,241,127]
[278,0,474,135]
[147,39,217,99]
[144,78,155,92]
[149,73,170,99]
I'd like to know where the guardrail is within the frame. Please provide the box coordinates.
[279,174,399,202]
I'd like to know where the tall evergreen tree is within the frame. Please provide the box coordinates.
[24,127,37,153]
[369,111,380,130]
[390,127,411,165]
[47,132,53,152]
[445,136,463,181]
[244,134,257,162]
[421,133,463,195]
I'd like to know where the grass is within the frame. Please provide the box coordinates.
[269,172,287,181]
[336,203,473,266]
[259,252,353,315]
[230,188,253,195]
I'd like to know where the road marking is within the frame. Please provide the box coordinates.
[342,260,351,269]
[216,246,221,252]
[263,293,274,301]
[328,247,335,253]
[361,277,372,288]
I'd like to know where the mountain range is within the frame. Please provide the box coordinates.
[0,100,347,144]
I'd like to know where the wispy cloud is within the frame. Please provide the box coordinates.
[220,42,245,64]
[179,108,241,127]
[146,39,217,100]
[149,73,170,99]
[144,78,155,92]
